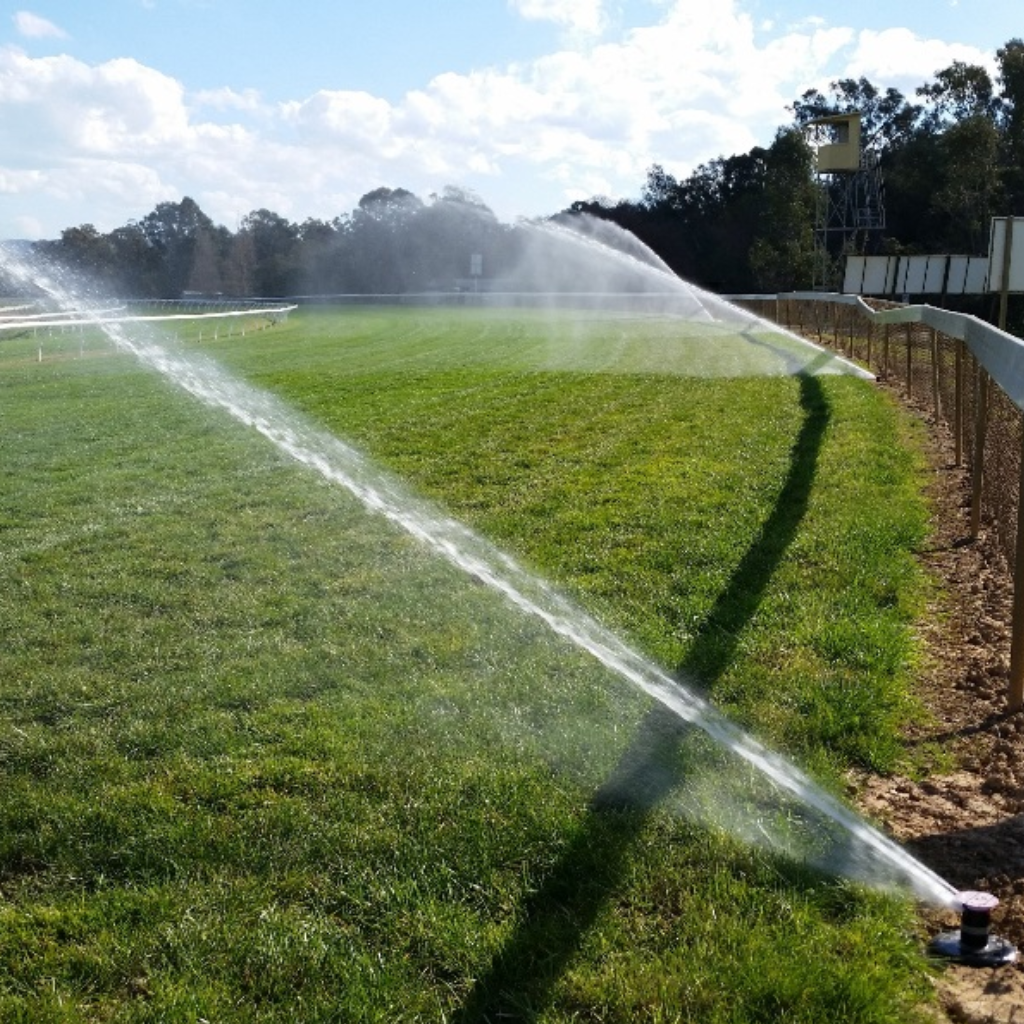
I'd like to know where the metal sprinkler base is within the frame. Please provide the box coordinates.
[930,931,1018,967]
[930,891,1018,967]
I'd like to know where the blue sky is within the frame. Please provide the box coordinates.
[1,1,1020,239]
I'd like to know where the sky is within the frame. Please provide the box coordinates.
[1,0,1020,240]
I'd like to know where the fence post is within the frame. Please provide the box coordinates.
[971,369,990,539]
[930,327,941,422]
[954,340,964,467]
[1009,419,1024,711]
[883,323,890,379]
[905,324,913,399]
[999,218,1014,332]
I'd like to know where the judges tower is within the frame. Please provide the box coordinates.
[807,112,885,290]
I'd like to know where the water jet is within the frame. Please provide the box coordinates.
[0,237,962,912]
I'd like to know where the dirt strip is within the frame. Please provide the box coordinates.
[852,390,1024,1022]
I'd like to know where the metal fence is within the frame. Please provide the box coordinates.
[735,292,1024,710]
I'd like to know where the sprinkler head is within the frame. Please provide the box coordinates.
[929,891,1018,967]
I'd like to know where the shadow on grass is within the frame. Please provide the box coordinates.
[451,375,831,1022]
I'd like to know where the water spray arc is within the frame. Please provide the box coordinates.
[1,243,960,913]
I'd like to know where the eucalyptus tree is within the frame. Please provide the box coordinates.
[748,128,817,291]
[238,209,300,297]
[139,197,218,297]
[790,77,922,153]
[917,60,998,128]
[996,39,1024,211]
[345,187,424,292]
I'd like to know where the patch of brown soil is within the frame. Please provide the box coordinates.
[854,392,1024,1021]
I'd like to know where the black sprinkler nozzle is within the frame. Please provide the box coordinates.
[930,891,1017,967]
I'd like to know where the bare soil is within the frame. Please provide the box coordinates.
[854,389,1024,1021]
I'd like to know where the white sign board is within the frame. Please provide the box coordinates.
[843,256,866,294]
[893,255,951,296]
[862,255,897,295]
[988,217,1024,293]
[947,256,988,296]
[469,253,483,277]
[896,255,931,295]
[924,256,947,294]
[842,255,896,295]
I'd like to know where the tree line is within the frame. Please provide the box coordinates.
[574,38,1024,294]
[26,186,516,300]
[14,38,1024,299]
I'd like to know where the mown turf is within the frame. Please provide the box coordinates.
[0,307,938,1022]
[223,307,930,773]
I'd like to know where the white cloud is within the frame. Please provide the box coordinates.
[842,27,995,94]
[0,49,188,157]
[0,2,1006,238]
[287,90,396,151]
[509,0,607,36]
[190,86,264,114]
[12,10,67,40]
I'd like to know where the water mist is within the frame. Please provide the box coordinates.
[1,240,959,911]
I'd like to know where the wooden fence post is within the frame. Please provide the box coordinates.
[971,368,990,540]
[930,328,941,422]
[905,323,913,399]
[999,218,1014,332]
[1009,417,1024,711]
[954,340,964,468]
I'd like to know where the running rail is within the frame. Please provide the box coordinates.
[0,304,297,332]
[778,292,1024,413]
[733,290,1024,711]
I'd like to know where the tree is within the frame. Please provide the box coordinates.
[933,116,1003,252]
[411,187,505,289]
[47,224,115,285]
[345,187,424,292]
[748,128,817,291]
[223,229,256,297]
[108,222,160,296]
[996,39,1024,211]
[295,218,339,295]
[139,197,217,297]
[917,61,997,128]
[790,77,921,152]
[238,209,300,296]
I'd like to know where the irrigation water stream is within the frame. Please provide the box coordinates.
[1,236,960,910]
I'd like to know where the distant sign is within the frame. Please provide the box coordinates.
[988,217,1024,293]
[843,253,987,297]
[862,255,897,295]
[895,255,946,295]
[947,256,989,296]
[469,253,483,277]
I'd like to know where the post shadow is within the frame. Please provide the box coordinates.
[451,375,831,1022]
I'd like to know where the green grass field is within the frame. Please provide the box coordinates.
[0,306,941,1021]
